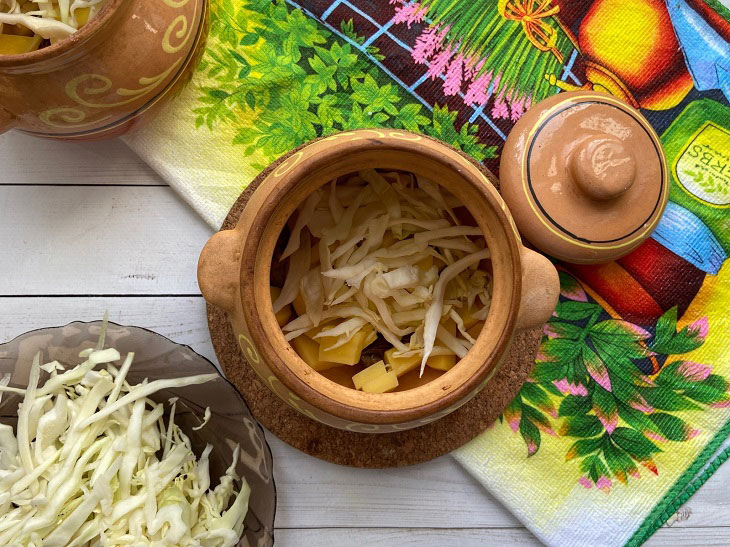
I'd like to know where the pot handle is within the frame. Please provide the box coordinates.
[0,105,16,135]
[197,229,242,313]
[516,246,560,331]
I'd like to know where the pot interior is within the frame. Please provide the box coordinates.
[247,143,521,420]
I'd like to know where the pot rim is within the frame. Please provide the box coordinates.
[240,131,523,425]
[0,0,124,68]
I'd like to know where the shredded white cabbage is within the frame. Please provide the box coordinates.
[0,322,250,546]
[0,0,107,42]
[276,170,493,379]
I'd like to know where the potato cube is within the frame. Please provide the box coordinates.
[352,360,387,390]
[270,286,292,327]
[0,34,42,54]
[318,324,376,365]
[75,7,91,27]
[290,335,340,371]
[384,348,420,377]
[361,370,399,393]
[426,353,456,371]
[459,306,482,329]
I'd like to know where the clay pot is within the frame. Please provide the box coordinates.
[197,130,560,433]
[500,91,668,264]
[0,0,208,141]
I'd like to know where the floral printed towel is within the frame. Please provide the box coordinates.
[124,1,730,545]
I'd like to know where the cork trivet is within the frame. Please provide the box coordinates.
[207,141,543,468]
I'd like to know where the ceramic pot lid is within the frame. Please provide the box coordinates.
[499,91,668,264]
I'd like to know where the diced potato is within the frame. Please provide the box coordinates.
[459,306,482,329]
[352,360,387,390]
[270,286,292,327]
[426,353,456,371]
[318,324,376,365]
[0,34,42,54]
[293,292,306,316]
[290,335,340,372]
[384,348,420,377]
[467,320,485,340]
[75,7,91,27]
[361,370,399,393]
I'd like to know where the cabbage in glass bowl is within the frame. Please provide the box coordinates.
[0,320,276,546]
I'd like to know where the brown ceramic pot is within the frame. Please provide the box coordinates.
[0,0,208,141]
[197,130,560,433]
[500,91,668,264]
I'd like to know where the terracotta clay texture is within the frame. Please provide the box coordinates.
[500,91,668,264]
[0,0,208,141]
[197,130,560,433]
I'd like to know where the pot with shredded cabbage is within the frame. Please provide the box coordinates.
[271,169,492,394]
[0,0,107,53]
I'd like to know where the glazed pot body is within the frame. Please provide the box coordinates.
[198,130,559,433]
[0,0,208,141]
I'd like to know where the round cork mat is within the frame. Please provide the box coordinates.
[207,141,543,468]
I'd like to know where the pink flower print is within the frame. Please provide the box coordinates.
[511,95,527,121]
[526,439,538,456]
[595,476,612,492]
[687,317,709,341]
[491,98,510,119]
[412,26,441,64]
[630,469,641,479]
[645,431,667,443]
[628,392,654,414]
[389,0,404,4]
[596,410,618,434]
[464,71,492,106]
[443,54,464,95]
[504,402,521,432]
[535,421,557,436]
[393,2,426,28]
[711,400,730,408]
[578,476,593,489]
[687,428,700,439]
[553,378,588,396]
[677,361,712,382]
[463,56,483,81]
[524,96,532,111]
[427,47,453,79]
[543,323,559,339]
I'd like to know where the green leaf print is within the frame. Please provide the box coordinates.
[504,273,727,493]
[194,0,496,165]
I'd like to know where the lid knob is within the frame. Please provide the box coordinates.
[570,136,636,201]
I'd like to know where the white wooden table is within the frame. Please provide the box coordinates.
[1,131,728,546]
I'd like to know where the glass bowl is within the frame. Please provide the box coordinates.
[0,320,276,546]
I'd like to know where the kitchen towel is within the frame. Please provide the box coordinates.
[124,1,730,545]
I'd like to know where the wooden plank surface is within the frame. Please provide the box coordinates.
[1,131,729,546]
[0,186,212,295]
[0,132,162,185]
[274,527,730,547]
